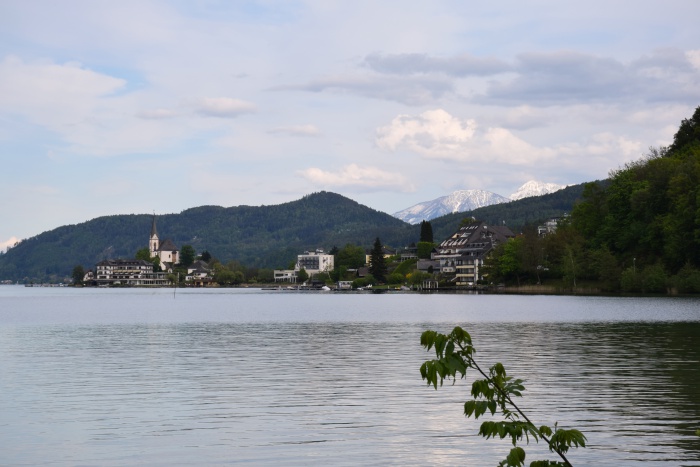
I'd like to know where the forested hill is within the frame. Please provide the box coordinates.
[0,192,417,282]
[428,181,595,241]
[0,185,589,283]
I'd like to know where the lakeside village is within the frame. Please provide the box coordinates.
[30,215,552,290]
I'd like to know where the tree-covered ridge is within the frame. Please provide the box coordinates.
[0,192,420,282]
[0,184,590,284]
[572,106,700,274]
[487,105,700,293]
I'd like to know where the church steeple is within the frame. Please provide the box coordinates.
[149,214,159,256]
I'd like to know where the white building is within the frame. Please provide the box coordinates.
[295,249,334,276]
[434,222,515,286]
[149,215,179,267]
[95,259,170,286]
[274,270,297,283]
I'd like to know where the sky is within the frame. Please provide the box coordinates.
[1,1,700,251]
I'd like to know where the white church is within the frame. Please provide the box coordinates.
[149,215,180,266]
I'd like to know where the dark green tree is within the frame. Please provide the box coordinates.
[668,105,700,153]
[71,265,85,285]
[180,245,196,268]
[297,268,309,284]
[330,265,348,282]
[420,220,434,243]
[336,243,366,269]
[386,272,405,285]
[417,241,436,259]
[200,250,212,263]
[256,268,275,283]
[213,269,244,286]
[369,237,387,283]
[483,238,524,285]
[135,247,151,262]
[135,247,162,272]
[152,255,161,272]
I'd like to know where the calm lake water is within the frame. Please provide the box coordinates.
[1,286,699,466]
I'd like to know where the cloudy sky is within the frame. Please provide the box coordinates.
[2,1,699,251]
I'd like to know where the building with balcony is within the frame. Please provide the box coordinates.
[95,259,170,286]
[296,249,334,276]
[434,222,515,286]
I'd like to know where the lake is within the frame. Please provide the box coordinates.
[1,286,699,466]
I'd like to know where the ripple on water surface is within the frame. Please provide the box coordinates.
[1,289,699,466]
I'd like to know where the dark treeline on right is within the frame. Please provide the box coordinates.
[486,106,700,293]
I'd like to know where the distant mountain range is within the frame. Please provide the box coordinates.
[393,180,567,224]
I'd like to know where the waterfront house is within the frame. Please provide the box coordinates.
[434,222,514,285]
[274,269,298,283]
[296,249,334,276]
[186,260,214,287]
[95,259,170,286]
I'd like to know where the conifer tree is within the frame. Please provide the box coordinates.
[420,220,434,243]
[369,237,387,283]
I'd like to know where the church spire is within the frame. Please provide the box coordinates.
[150,214,158,238]
[149,214,159,256]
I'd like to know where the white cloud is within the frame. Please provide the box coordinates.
[376,109,642,167]
[0,55,125,128]
[558,133,642,159]
[298,164,415,192]
[376,109,477,156]
[274,75,454,106]
[687,50,700,70]
[194,97,256,118]
[364,52,512,76]
[361,49,700,107]
[136,108,179,120]
[484,49,700,106]
[0,55,194,156]
[0,57,261,157]
[267,124,321,137]
[483,127,555,164]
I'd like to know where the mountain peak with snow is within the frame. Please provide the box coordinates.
[509,180,567,200]
[393,181,567,224]
[392,189,509,224]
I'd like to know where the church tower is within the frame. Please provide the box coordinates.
[149,215,159,258]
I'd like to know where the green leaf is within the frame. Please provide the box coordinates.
[505,446,526,466]
[488,399,497,415]
[549,427,587,454]
[464,400,476,417]
[420,330,437,350]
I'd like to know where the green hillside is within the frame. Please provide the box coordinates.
[485,106,700,293]
[0,192,417,282]
[0,185,589,283]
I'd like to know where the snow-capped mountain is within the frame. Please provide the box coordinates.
[392,190,509,224]
[393,181,567,224]
[509,180,567,201]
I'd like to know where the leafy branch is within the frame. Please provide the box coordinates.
[420,326,586,467]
